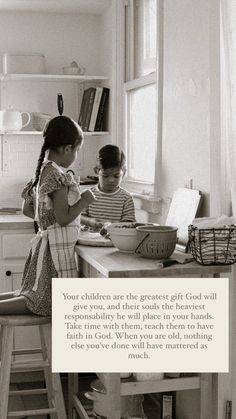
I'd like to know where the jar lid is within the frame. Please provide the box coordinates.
[90,379,106,394]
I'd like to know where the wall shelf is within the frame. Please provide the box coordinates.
[0,73,109,83]
[96,374,201,395]
[0,131,42,135]
[84,131,109,136]
[0,131,109,136]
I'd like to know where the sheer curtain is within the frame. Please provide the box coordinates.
[221,0,236,219]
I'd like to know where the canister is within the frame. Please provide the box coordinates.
[3,53,45,74]
[85,379,130,418]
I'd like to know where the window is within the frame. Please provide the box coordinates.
[127,83,156,182]
[124,0,158,187]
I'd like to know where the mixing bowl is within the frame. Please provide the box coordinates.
[32,112,51,131]
[107,222,144,253]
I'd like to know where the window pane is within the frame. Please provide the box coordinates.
[134,0,157,78]
[127,83,156,182]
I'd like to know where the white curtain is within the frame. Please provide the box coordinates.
[221,0,236,219]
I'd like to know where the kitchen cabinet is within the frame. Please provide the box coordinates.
[71,245,234,419]
[69,373,211,419]
[0,220,41,364]
[0,222,34,292]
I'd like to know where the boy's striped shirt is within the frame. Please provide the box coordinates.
[82,186,135,223]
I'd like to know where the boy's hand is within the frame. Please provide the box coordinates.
[81,190,96,205]
[100,221,111,237]
[92,220,104,230]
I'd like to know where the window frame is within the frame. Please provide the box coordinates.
[115,0,164,197]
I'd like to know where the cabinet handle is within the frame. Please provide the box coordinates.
[5,270,12,276]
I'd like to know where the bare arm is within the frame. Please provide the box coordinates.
[22,199,35,219]
[80,214,104,230]
[52,187,95,226]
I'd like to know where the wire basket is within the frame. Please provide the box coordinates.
[188,225,236,265]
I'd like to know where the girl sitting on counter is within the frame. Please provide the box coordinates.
[80,144,136,232]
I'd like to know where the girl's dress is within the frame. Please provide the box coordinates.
[19,160,81,316]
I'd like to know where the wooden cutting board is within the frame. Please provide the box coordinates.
[165,188,201,247]
[77,231,113,247]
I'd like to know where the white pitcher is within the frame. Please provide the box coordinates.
[0,109,31,132]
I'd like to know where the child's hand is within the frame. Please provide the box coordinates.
[92,220,104,230]
[100,221,111,237]
[81,190,96,205]
[90,219,110,231]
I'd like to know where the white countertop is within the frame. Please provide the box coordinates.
[0,214,34,230]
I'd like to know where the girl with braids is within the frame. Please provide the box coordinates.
[81,144,135,233]
[0,115,95,315]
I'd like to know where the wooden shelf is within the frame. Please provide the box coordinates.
[120,376,200,395]
[0,73,108,83]
[0,131,109,136]
[0,131,42,135]
[96,373,200,396]
[84,131,109,136]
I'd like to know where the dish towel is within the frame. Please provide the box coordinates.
[31,221,79,291]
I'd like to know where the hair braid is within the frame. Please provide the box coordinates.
[31,142,48,189]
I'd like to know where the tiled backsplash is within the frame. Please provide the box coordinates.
[0,135,108,208]
[0,136,42,207]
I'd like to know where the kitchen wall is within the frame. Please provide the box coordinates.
[160,0,213,222]
[161,1,218,416]
[0,10,112,208]
[0,12,102,75]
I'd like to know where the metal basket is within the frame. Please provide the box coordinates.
[188,225,236,265]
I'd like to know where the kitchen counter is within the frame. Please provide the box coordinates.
[75,245,232,277]
[0,214,34,230]
[74,244,235,419]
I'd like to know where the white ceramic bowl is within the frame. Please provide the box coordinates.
[62,66,79,75]
[32,112,51,131]
[107,222,144,253]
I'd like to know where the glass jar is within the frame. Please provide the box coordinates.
[124,394,146,419]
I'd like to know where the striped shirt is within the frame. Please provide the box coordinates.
[82,186,136,223]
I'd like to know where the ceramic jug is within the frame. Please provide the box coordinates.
[0,109,31,131]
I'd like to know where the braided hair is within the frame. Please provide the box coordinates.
[30,116,83,191]
[94,144,126,172]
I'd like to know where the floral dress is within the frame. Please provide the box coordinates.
[19,160,81,316]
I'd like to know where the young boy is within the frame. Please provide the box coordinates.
[81,144,135,231]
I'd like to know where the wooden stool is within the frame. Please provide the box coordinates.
[0,314,67,419]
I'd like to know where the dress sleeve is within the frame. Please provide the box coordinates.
[40,168,72,196]
[21,179,34,200]
[121,195,136,222]
[39,168,73,209]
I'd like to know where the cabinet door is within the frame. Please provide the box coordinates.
[78,255,104,278]
[0,264,13,292]
[3,264,41,361]
[2,232,34,260]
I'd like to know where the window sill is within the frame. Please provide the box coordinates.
[122,179,161,214]
[131,193,162,214]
